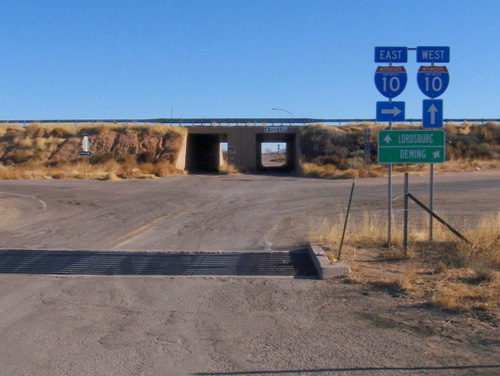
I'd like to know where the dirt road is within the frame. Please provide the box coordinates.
[1,170,498,252]
[0,170,499,375]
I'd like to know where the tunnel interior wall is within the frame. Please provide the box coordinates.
[186,134,221,172]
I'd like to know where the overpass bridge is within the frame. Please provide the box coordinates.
[3,117,498,126]
[177,126,301,173]
[3,117,499,173]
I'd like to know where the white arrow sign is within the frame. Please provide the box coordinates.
[432,150,440,159]
[428,104,438,125]
[384,135,392,144]
[381,106,402,117]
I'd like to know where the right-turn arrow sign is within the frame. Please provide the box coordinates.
[376,101,405,122]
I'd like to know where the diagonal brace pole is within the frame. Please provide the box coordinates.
[406,193,470,244]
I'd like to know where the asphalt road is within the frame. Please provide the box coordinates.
[0,170,499,375]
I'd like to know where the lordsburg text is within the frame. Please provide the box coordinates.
[398,134,434,144]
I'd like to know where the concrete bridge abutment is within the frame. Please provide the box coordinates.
[176,126,301,173]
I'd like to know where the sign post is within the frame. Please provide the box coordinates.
[79,136,92,179]
[375,47,408,247]
[417,46,450,240]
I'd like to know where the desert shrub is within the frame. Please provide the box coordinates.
[50,127,67,138]
[151,160,179,177]
[89,153,114,165]
[5,149,34,164]
[314,155,340,166]
[337,159,349,170]
[16,137,34,148]
[137,150,156,163]
[25,123,46,138]
[346,157,365,170]
[301,124,363,162]
[138,162,156,174]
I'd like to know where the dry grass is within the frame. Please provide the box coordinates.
[219,162,240,174]
[300,121,500,178]
[310,211,500,318]
[301,163,379,179]
[0,155,182,180]
[301,159,500,179]
[0,123,185,180]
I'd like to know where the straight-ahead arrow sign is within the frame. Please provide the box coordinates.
[423,99,443,128]
[428,104,438,124]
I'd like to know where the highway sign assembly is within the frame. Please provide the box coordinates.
[378,130,445,164]
[373,45,450,246]
[417,66,449,98]
[423,99,443,128]
[374,66,407,98]
[375,47,408,63]
[417,46,450,63]
[376,101,405,122]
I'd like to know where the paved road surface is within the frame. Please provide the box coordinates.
[0,170,499,375]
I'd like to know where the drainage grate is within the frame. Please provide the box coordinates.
[0,249,318,278]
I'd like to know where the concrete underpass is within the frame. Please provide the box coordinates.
[177,126,301,173]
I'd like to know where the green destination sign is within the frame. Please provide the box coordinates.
[378,130,445,164]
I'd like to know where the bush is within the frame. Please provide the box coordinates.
[301,124,363,162]
[137,150,156,163]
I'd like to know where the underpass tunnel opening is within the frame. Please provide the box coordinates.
[186,133,227,172]
[220,142,229,166]
[256,133,297,172]
[261,142,287,168]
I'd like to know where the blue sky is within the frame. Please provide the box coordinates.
[1,0,498,121]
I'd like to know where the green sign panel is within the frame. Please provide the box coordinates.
[378,130,445,163]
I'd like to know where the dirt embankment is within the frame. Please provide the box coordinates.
[0,123,186,179]
[300,121,500,178]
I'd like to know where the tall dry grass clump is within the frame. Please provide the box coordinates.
[310,209,500,315]
[457,213,500,269]
[310,211,399,250]
[219,162,239,174]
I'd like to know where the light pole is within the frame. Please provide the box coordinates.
[272,108,295,118]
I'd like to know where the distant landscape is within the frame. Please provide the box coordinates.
[0,121,498,180]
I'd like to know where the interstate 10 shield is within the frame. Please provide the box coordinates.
[417,66,449,98]
[374,66,407,98]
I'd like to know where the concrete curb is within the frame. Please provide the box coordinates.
[308,243,351,279]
